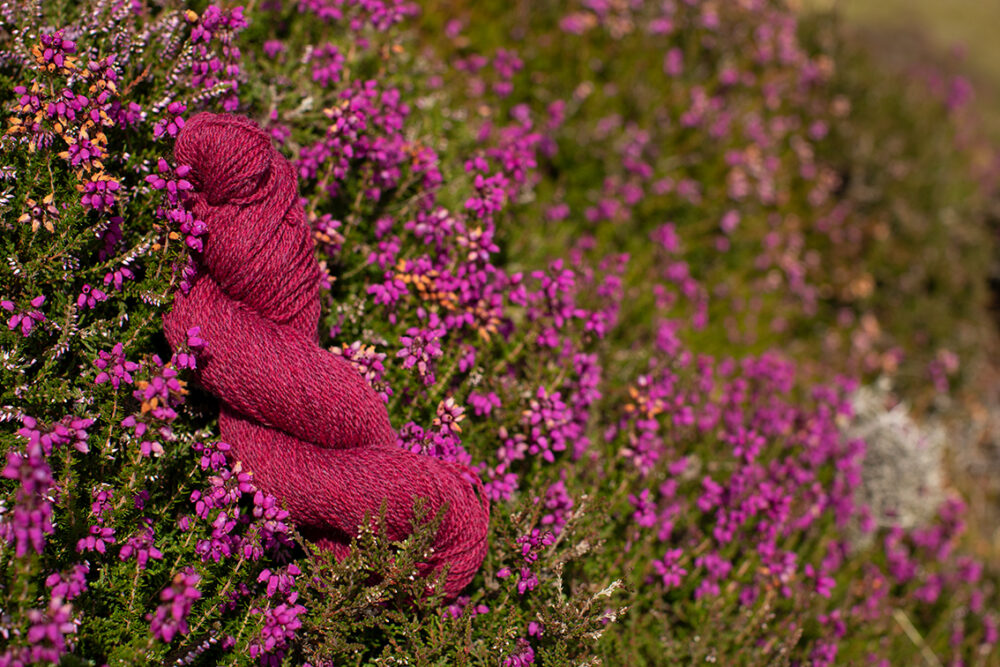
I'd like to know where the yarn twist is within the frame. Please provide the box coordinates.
[163,112,490,598]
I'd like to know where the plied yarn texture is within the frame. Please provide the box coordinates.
[163,112,490,599]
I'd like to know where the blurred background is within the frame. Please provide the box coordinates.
[803,0,1000,136]
[802,0,1000,560]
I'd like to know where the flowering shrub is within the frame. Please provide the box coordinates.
[0,0,997,665]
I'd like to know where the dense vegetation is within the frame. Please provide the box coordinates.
[0,0,996,664]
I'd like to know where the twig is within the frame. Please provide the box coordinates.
[892,608,943,667]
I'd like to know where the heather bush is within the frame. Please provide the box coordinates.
[0,0,997,666]
[418,0,997,404]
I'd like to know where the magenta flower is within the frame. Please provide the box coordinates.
[444,595,489,619]
[80,178,120,212]
[257,564,301,599]
[248,592,306,663]
[468,391,501,416]
[94,343,139,388]
[119,521,164,570]
[311,43,345,87]
[397,324,445,386]
[540,475,573,534]
[4,295,46,336]
[76,524,116,554]
[147,568,202,643]
[502,638,535,666]
[652,548,687,590]
[153,102,187,139]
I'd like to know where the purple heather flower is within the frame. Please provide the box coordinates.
[148,568,202,643]
[257,564,301,599]
[805,563,836,598]
[76,486,116,554]
[810,640,838,667]
[652,548,687,590]
[540,475,573,534]
[546,203,569,221]
[721,209,740,234]
[1,451,54,555]
[484,464,519,502]
[502,638,535,667]
[517,568,539,595]
[119,521,164,569]
[629,489,657,528]
[46,563,89,603]
[397,324,445,386]
[103,266,134,291]
[331,341,392,403]
[444,595,489,619]
[80,178,120,212]
[505,529,554,595]
[133,490,150,510]
[94,343,140,388]
[311,43,345,87]
[174,327,205,370]
[153,103,187,139]
[16,594,81,664]
[819,610,847,639]
[248,592,306,663]
[468,391,501,417]
[984,614,998,647]
[76,524,116,554]
[263,40,286,58]
[5,295,46,336]
[397,419,471,465]
[663,47,683,76]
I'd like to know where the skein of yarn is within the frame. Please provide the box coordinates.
[162,112,490,598]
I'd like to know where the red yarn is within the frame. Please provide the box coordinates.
[162,112,489,598]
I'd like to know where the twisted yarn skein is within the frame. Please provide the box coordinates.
[162,112,490,598]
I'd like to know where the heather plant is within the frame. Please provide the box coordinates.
[419,0,997,405]
[0,4,315,664]
[0,0,998,666]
